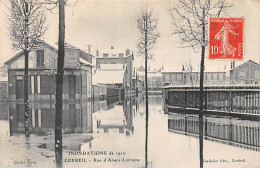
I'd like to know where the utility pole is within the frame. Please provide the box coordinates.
[55,0,65,167]
[87,44,92,54]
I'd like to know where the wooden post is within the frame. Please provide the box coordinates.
[184,88,187,135]
[55,0,65,167]
[230,88,233,113]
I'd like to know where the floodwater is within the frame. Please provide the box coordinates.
[0,94,259,168]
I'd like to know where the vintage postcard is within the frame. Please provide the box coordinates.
[0,0,259,168]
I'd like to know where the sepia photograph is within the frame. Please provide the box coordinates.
[0,0,259,168]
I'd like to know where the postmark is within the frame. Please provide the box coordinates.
[209,18,244,60]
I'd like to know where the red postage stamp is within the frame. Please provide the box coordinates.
[209,18,244,60]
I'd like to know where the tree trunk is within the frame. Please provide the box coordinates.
[199,45,205,168]
[55,0,65,167]
[24,2,29,137]
[144,17,149,168]
[199,10,206,168]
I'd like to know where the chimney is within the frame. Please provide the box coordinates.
[103,53,108,59]
[119,53,124,58]
[231,61,235,69]
[125,48,130,56]
[111,46,114,49]
[96,49,99,57]
[182,65,185,71]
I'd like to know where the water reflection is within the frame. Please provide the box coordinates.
[2,94,260,167]
[92,96,134,135]
[7,94,145,137]
[168,114,260,151]
[8,101,92,135]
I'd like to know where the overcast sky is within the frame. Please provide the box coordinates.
[0,0,260,70]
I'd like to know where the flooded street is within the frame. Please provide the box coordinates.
[0,94,259,168]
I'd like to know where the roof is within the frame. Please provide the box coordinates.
[79,58,94,67]
[4,41,57,65]
[4,40,94,65]
[93,70,125,84]
[161,67,184,73]
[162,67,226,73]
[138,65,145,71]
[96,48,132,59]
[230,60,260,71]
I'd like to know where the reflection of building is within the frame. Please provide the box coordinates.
[94,46,134,96]
[230,60,260,85]
[132,67,144,93]
[4,41,94,102]
[9,101,92,135]
[92,96,134,136]
[123,96,134,135]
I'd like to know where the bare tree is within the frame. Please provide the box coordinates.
[184,59,198,87]
[8,0,47,137]
[137,3,160,168]
[169,0,232,168]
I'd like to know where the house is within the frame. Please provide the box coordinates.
[137,65,162,91]
[4,41,94,102]
[93,63,126,98]
[0,65,8,101]
[95,46,134,95]
[230,60,260,85]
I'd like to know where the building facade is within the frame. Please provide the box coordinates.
[4,41,94,102]
[94,47,134,96]
[162,67,227,86]
[93,64,126,98]
[230,60,260,85]
[137,65,162,91]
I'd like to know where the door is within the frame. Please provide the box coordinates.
[16,79,24,99]
[69,75,76,99]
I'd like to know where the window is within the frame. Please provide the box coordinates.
[165,74,170,81]
[119,53,124,58]
[255,70,260,79]
[37,76,41,93]
[31,76,34,94]
[37,50,44,67]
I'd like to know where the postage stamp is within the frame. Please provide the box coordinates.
[209,18,244,60]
